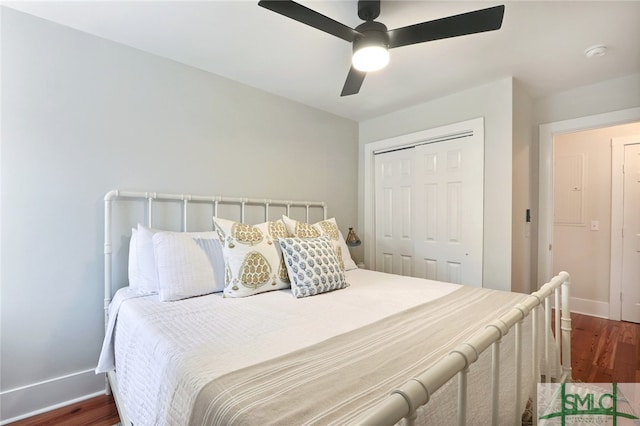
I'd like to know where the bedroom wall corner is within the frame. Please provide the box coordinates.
[0,7,358,421]
[512,80,534,294]
[358,77,514,291]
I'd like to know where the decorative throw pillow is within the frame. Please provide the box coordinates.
[278,236,349,298]
[213,217,290,298]
[281,216,358,271]
[152,231,224,301]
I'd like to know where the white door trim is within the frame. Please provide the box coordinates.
[537,107,640,315]
[610,135,640,320]
[364,117,484,270]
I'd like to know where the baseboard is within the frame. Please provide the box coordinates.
[570,296,609,319]
[0,369,106,424]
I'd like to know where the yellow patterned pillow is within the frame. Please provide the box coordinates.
[213,217,290,298]
[281,216,358,271]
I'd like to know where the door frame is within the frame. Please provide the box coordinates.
[363,117,484,270]
[537,107,640,319]
[610,135,640,320]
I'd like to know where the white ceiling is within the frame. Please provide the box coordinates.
[4,0,640,121]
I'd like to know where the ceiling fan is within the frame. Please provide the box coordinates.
[258,0,505,96]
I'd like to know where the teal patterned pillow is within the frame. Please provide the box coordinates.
[278,236,348,298]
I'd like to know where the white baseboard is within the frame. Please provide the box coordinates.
[0,369,106,424]
[570,296,610,319]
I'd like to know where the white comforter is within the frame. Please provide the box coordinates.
[97,269,463,425]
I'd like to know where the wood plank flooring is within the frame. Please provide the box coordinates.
[570,312,639,383]
[9,312,638,425]
[8,394,119,426]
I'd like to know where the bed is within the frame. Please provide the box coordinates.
[96,190,572,426]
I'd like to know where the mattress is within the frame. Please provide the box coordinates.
[97,268,551,425]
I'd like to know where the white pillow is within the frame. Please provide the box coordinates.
[152,231,224,301]
[281,216,358,271]
[127,225,159,294]
[128,224,225,296]
[278,236,348,298]
[213,217,290,298]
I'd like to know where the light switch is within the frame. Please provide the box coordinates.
[591,220,600,231]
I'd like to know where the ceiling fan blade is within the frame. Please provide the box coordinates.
[341,66,367,96]
[388,5,505,49]
[258,0,360,42]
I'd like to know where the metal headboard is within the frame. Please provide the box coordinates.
[103,189,327,326]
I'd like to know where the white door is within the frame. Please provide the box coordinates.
[374,149,415,276]
[413,138,483,285]
[373,134,483,285]
[622,143,640,323]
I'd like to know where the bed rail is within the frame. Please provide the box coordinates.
[356,272,572,426]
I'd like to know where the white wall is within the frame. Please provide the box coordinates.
[0,8,358,422]
[512,80,534,294]
[359,78,514,291]
[534,73,640,125]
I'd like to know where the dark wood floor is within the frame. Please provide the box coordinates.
[9,312,639,425]
[8,394,119,426]
[570,312,639,383]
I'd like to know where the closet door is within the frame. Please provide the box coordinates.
[413,138,483,285]
[374,149,415,276]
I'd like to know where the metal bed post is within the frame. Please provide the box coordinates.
[486,319,508,426]
[103,191,115,395]
[544,297,551,382]
[147,195,154,227]
[531,304,539,424]
[513,319,523,426]
[554,288,561,360]
[457,368,468,426]
[561,273,572,381]
[450,343,477,426]
[182,196,189,231]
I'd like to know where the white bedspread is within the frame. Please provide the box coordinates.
[97,269,463,426]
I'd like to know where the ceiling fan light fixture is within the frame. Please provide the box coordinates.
[352,45,389,72]
[351,22,390,72]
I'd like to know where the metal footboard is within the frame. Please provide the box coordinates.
[356,272,572,426]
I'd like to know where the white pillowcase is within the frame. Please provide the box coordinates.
[279,235,348,298]
[213,217,290,298]
[128,225,160,295]
[152,231,224,301]
[127,224,225,298]
[281,216,358,271]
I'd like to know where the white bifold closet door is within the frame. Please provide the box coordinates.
[374,149,415,276]
[374,135,483,286]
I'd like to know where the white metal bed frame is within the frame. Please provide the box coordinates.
[102,189,572,426]
[103,189,328,426]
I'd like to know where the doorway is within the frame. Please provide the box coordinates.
[538,107,640,320]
